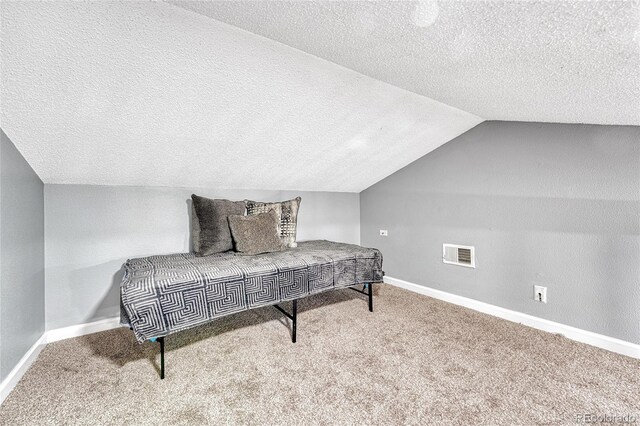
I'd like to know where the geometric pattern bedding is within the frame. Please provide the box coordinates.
[120,240,383,343]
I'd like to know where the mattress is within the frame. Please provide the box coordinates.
[120,240,383,342]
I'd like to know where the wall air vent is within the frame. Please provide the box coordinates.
[443,244,475,268]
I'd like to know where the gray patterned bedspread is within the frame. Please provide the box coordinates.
[121,240,383,343]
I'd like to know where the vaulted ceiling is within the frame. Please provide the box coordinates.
[171,0,640,126]
[1,1,638,192]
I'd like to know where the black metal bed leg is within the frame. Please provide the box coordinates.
[158,337,165,380]
[292,299,297,343]
[349,282,374,312]
[273,300,298,343]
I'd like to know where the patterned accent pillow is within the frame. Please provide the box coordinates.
[245,197,301,248]
[228,210,285,256]
[191,194,246,256]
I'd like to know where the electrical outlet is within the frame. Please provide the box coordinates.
[379,229,388,237]
[533,285,547,303]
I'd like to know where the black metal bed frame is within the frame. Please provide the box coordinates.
[149,283,374,379]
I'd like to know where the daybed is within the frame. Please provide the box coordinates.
[120,240,383,378]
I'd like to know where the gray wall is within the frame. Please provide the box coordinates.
[0,130,45,381]
[361,121,640,344]
[45,185,360,330]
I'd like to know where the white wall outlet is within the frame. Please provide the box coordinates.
[534,285,547,303]
[379,229,388,236]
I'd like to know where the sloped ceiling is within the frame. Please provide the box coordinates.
[171,0,640,126]
[1,2,638,193]
[0,1,481,192]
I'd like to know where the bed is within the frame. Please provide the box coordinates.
[120,240,383,378]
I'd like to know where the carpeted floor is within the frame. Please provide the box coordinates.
[1,284,638,425]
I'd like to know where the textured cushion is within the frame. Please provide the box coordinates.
[228,210,285,255]
[245,197,301,247]
[191,194,245,256]
[190,206,201,253]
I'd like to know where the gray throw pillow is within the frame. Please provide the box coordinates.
[190,206,201,253]
[191,194,245,256]
[228,210,285,256]
[245,197,301,247]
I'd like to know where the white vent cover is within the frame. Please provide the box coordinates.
[443,244,476,268]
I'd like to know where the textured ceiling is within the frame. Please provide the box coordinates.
[170,0,640,125]
[2,1,638,193]
[0,1,481,192]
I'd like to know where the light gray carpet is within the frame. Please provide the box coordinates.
[1,284,638,425]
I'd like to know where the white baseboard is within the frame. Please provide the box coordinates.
[1,317,122,406]
[0,334,47,405]
[45,317,122,344]
[384,276,640,360]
